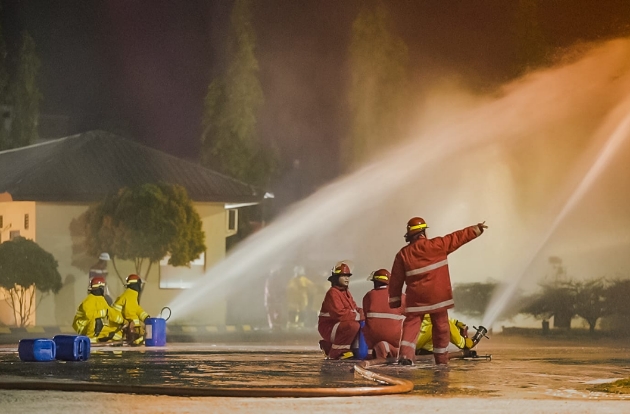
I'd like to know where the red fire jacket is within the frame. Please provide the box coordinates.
[318,286,364,339]
[389,226,480,313]
[362,287,405,349]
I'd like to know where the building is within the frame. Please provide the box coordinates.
[0,130,262,327]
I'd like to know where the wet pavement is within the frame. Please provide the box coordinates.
[0,335,629,413]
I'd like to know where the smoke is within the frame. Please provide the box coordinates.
[168,38,630,324]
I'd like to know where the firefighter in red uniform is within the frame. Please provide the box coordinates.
[362,269,405,359]
[318,262,364,359]
[389,217,487,366]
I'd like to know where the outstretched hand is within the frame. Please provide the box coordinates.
[477,221,488,233]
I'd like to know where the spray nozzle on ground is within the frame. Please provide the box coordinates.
[471,325,489,346]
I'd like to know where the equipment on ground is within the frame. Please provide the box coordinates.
[471,325,490,346]
[145,306,171,347]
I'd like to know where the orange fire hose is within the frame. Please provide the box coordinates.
[0,365,414,397]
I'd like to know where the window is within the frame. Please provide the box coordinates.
[9,230,20,240]
[227,209,237,231]
[0,215,3,228]
[24,214,29,230]
[159,253,206,289]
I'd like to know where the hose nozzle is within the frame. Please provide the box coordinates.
[471,325,489,346]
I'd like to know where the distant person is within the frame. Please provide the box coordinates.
[389,217,487,366]
[264,268,285,330]
[362,269,405,359]
[73,277,125,344]
[286,265,315,329]
[318,262,364,360]
[416,315,475,356]
[113,274,150,346]
[89,252,113,305]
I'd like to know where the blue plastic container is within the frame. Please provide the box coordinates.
[145,317,167,346]
[352,320,369,360]
[53,335,90,361]
[18,338,56,362]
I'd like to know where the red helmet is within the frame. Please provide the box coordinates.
[405,217,428,241]
[126,274,142,285]
[369,268,391,285]
[332,262,352,276]
[90,277,106,290]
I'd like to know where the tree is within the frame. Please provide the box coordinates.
[6,31,42,149]
[572,278,610,333]
[453,282,498,319]
[521,281,575,329]
[522,276,610,333]
[604,278,630,318]
[0,237,62,327]
[344,0,410,168]
[83,183,206,285]
[201,0,277,189]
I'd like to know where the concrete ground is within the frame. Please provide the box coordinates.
[0,335,628,413]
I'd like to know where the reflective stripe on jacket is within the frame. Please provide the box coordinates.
[389,226,479,313]
[113,288,149,325]
[72,294,124,337]
[318,286,363,340]
[362,287,405,349]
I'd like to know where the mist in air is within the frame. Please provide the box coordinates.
[168,38,630,326]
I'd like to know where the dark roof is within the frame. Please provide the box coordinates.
[0,130,261,203]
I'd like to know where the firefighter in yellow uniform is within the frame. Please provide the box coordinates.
[113,274,150,345]
[416,314,474,355]
[73,277,125,343]
[286,266,315,328]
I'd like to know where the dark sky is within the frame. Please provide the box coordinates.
[1,0,629,197]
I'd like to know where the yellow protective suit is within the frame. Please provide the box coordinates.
[416,314,472,353]
[113,288,149,325]
[73,293,125,343]
[286,275,315,326]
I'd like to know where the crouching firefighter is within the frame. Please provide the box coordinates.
[416,315,475,357]
[317,262,364,359]
[113,274,150,346]
[362,269,405,359]
[73,277,125,343]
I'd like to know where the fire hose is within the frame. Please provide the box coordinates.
[0,365,413,397]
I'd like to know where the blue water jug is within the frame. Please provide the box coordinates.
[145,307,170,347]
[53,335,90,361]
[18,338,56,362]
[352,320,369,360]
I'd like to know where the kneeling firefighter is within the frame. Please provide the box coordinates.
[317,262,364,360]
[73,277,125,343]
[362,269,405,359]
[113,274,150,345]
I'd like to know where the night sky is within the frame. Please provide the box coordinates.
[1,0,629,196]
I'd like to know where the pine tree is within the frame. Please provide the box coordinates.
[345,1,410,168]
[201,0,277,188]
[6,31,42,150]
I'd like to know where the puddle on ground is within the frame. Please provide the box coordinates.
[1,337,629,399]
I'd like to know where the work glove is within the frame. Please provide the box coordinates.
[455,319,469,337]
[464,337,474,349]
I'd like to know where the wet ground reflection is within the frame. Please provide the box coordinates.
[1,337,629,399]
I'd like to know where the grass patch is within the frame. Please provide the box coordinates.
[590,378,630,394]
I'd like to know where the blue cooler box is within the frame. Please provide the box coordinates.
[18,338,56,362]
[53,335,90,361]
[145,317,166,346]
